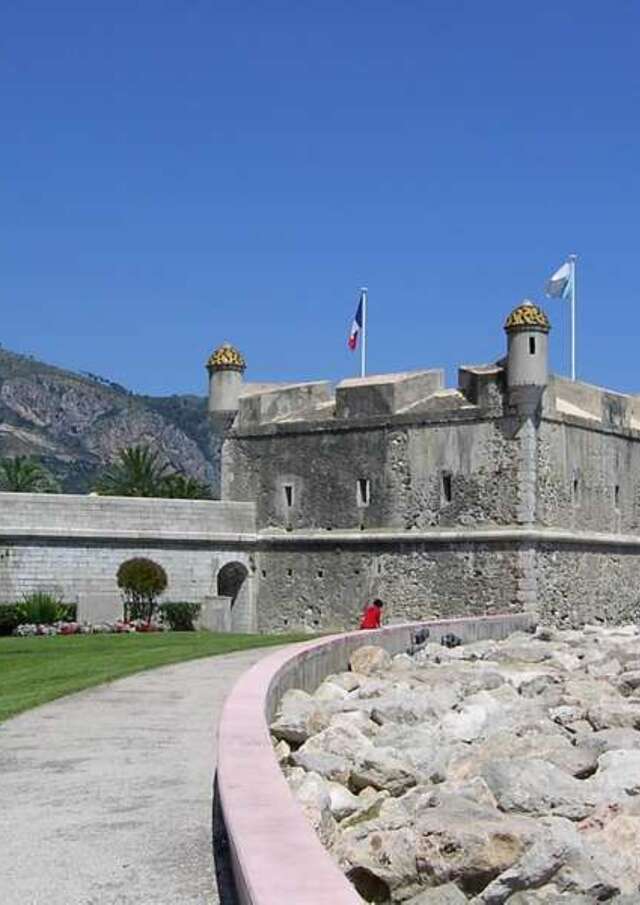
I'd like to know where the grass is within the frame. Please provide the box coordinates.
[0,631,310,723]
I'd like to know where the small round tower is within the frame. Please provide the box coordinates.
[504,301,550,391]
[206,342,246,414]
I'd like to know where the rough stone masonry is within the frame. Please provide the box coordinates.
[214,301,640,631]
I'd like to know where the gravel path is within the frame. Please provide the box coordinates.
[0,648,274,905]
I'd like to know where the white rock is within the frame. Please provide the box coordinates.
[327,781,362,820]
[270,688,330,744]
[349,645,392,676]
[480,758,596,820]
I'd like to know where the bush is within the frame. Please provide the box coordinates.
[0,603,20,636]
[15,592,75,626]
[117,557,168,623]
[159,601,202,632]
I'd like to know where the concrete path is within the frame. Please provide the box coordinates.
[0,648,275,905]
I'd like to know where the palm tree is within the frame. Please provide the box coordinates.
[0,456,60,493]
[95,446,171,497]
[160,472,212,500]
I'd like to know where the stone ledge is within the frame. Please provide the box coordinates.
[215,613,535,905]
[255,525,640,549]
[0,527,257,545]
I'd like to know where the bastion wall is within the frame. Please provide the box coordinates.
[0,493,257,629]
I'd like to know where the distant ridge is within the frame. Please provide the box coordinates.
[0,347,220,494]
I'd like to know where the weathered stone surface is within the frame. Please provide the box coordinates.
[350,747,418,796]
[576,726,640,757]
[276,625,640,901]
[405,883,468,904]
[290,749,351,784]
[349,645,393,676]
[290,770,337,848]
[588,749,640,803]
[414,801,531,893]
[474,817,580,904]
[587,701,640,730]
[270,688,330,744]
[327,781,362,821]
[480,758,596,820]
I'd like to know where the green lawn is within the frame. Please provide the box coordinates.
[0,631,309,723]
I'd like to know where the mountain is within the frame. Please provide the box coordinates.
[0,348,220,494]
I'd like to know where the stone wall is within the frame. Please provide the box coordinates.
[224,413,520,533]
[255,537,521,633]
[0,493,256,629]
[536,540,640,627]
[537,416,640,533]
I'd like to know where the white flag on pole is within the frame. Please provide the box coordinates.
[545,261,572,299]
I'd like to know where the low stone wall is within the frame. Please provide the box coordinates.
[0,493,257,629]
[215,612,535,905]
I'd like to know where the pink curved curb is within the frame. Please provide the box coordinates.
[216,613,535,904]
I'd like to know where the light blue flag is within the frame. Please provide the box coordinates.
[545,261,572,299]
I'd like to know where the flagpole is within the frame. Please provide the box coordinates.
[360,287,367,377]
[569,255,577,380]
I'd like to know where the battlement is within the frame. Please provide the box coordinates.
[545,375,640,433]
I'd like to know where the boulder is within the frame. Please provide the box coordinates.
[588,749,640,803]
[480,758,596,820]
[587,701,640,730]
[576,726,640,758]
[587,657,622,679]
[327,781,362,821]
[329,671,364,692]
[297,721,372,762]
[335,823,420,900]
[349,645,392,676]
[313,679,350,706]
[270,688,330,744]
[474,817,581,904]
[449,730,597,782]
[328,709,380,738]
[351,746,418,796]
[413,800,532,894]
[405,883,468,904]
[291,749,351,784]
[616,669,640,696]
[583,813,640,893]
[291,771,337,848]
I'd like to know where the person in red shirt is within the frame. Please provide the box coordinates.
[359,598,384,630]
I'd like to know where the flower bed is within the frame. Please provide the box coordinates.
[13,619,169,637]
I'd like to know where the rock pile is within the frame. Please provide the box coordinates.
[271,626,640,903]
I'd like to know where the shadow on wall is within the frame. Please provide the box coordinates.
[212,774,240,905]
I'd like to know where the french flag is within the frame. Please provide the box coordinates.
[348,294,364,350]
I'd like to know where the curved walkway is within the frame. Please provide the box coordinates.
[0,648,274,905]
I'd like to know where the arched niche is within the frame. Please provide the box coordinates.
[216,561,251,631]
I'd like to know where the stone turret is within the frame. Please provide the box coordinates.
[504,301,550,416]
[206,342,246,415]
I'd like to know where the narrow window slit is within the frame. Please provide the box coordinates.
[357,478,371,507]
[442,471,452,503]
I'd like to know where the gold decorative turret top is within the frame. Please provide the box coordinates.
[206,342,246,372]
[504,301,551,333]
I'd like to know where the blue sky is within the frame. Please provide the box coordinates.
[2,1,639,396]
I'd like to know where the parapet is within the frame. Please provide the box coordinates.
[335,369,444,419]
[458,363,505,411]
[237,381,333,428]
[545,375,640,433]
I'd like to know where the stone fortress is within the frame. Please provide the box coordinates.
[208,300,640,631]
[2,299,640,632]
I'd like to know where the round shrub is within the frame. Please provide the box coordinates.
[117,557,168,623]
[158,601,202,632]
